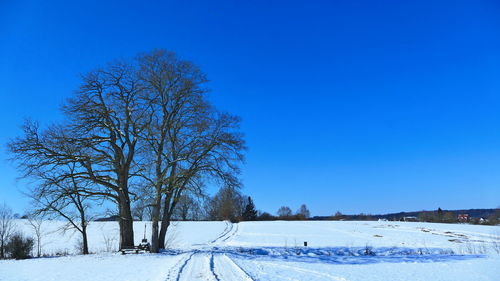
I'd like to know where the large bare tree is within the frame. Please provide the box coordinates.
[136,50,245,252]
[8,61,149,249]
[61,62,150,248]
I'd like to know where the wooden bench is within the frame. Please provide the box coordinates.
[120,246,141,255]
[119,240,151,254]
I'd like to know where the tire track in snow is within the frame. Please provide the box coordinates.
[210,254,221,281]
[211,221,239,244]
[221,223,239,243]
[210,221,232,244]
[164,251,196,281]
[174,251,198,281]
[173,252,218,281]
[165,222,242,280]
[212,254,254,281]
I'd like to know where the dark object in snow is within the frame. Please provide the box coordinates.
[120,225,151,254]
[304,241,308,247]
[138,224,151,252]
[120,240,151,255]
[138,238,151,251]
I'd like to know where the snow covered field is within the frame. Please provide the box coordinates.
[0,220,499,281]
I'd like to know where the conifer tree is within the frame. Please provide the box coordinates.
[242,197,257,221]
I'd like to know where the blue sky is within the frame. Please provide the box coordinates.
[1,0,499,216]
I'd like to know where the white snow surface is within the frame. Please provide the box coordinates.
[0,220,499,281]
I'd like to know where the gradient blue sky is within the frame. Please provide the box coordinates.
[1,0,500,216]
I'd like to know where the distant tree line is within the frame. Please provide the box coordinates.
[417,208,500,225]
[312,208,500,225]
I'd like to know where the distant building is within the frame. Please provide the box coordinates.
[403,216,418,222]
[457,214,469,222]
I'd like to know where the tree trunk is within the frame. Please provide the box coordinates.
[158,218,170,249]
[82,226,89,255]
[158,195,173,249]
[118,193,135,249]
[37,236,41,257]
[150,189,162,253]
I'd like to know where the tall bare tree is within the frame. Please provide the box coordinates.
[61,62,150,248]
[26,214,45,257]
[136,50,245,252]
[8,61,149,249]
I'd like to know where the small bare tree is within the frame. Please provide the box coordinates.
[208,186,245,222]
[277,206,292,218]
[26,213,45,257]
[24,162,95,255]
[102,231,118,252]
[0,204,15,258]
[297,204,311,219]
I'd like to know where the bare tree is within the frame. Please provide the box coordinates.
[8,60,149,249]
[9,134,96,255]
[172,193,203,221]
[155,108,245,250]
[60,62,149,249]
[297,204,311,219]
[277,206,293,218]
[33,173,94,255]
[8,50,245,253]
[131,184,154,221]
[208,186,245,222]
[26,213,45,257]
[0,204,15,258]
[136,50,245,252]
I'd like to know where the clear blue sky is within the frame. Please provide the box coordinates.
[1,0,499,216]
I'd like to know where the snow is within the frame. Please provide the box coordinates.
[0,220,499,281]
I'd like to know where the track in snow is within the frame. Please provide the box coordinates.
[164,252,197,281]
[221,223,238,242]
[165,222,249,281]
[209,221,231,243]
[167,252,253,281]
[210,221,238,244]
[174,252,216,281]
[212,254,254,281]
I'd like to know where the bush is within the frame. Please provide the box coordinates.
[6,233,34,259]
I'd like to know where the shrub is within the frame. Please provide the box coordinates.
[6,233,34,259]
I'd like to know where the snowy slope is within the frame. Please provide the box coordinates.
[0,220,498,281]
